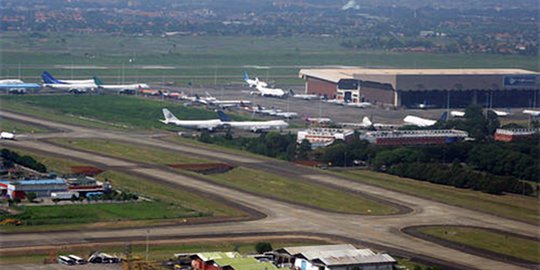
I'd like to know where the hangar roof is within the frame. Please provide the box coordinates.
[300,68,537,79]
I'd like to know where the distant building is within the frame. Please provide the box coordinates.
[188,252,278,270]
[297,128,355,148]
[66,176,110,194]
[0,178,68,199]
[299,68,539,108]
[360,129,469,146]
[273,244,396,270]
[494,128,540,142]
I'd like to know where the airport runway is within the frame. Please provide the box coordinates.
[1,110,538,270]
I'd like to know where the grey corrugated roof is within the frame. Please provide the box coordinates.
[280,244,357,255]
[316,254,396,266]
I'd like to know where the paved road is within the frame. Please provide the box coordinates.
[1,111,538,270]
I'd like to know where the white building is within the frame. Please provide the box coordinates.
[297,128,355,148]
[274,244,396,270]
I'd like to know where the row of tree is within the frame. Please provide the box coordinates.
[1,149,47,173]
[387,162,533,195]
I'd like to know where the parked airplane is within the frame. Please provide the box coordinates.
[305,117,333,125]
[0,79,40,94]
[42,72,96,93]
[413,101,438,109]
[160,108,222,131]
[490,109,509,117]
[322,98,346,106]
[450,111,465,117]
[255,105,281,116]
[202,92,252,108]
[41,71,95,85]
[217,111,288,132]
[341,116,400,130]
[288,89,319,100]
[523,109,540,117]
[243,71,268,88]
[93,77,149,91]
[252,84,287,98]
[403,112,447,127]
[346,102,373,108]
[0,131,15,140]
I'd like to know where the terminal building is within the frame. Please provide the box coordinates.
[360,129,469,146]
[299,68,539,108]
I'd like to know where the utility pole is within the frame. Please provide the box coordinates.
[145,229,150,262]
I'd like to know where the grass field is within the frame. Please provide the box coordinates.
[53,138,209,164]
[1,33,537,85]
[7,201,198,226]
[417,226,540,264]
[335,170,539,224]
[0,94,240,130]
[0,239,329,265]
[0,118,49,134]
[41,139,398,215]
[196,167,399,215]
[96,171,242,218]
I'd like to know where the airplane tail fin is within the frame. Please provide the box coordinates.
[438,112,448,122]
[217,111,232,122]
[93,76,104,86]
[243,71,249,81]
[42,71,60,84]
[362,116,372,126]
[162,108,179,123]
[289,89,295,96]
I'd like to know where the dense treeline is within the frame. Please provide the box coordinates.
[1,149,47,173]
[388,162,533,195]
[199,131,311,161]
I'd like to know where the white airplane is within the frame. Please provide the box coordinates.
[490,109,509,117]
[341,117,400,129]
[450,111,465,117]
[41,71,96,93]
[0,79,40,94]
[252,84,287,98]
[243,71,268,88]
[275,111,298,119]
[203,92,252,108]
[42,71,95,85]
[0,131,15,140]
[323,98,346,106]
[255,105,281,116]
[218,111,288,132]
[340,117,374,129]
[346,102,373,108]
[160,108,222,131]
[288,89,319,100]
[42,81,96,93]
[93,77,149,91]
[403,112,447,127]
[523,109,540,117]
[305,117,333,125]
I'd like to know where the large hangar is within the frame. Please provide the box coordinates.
[299,68,539,108]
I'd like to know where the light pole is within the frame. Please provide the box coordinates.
[145,229,150,262]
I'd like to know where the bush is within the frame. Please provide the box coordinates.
[255,242,273,254]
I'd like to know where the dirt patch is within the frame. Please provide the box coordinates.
[71,166,104,176]
[168,163,235,175]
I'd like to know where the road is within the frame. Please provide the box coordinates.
[0,110,538,270]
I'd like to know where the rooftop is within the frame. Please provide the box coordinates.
[300,68,538,82]
[3,178,67,185]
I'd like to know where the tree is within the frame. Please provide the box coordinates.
[255,242,273,254]
[297,139,312,160]
[26,192,37,203]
